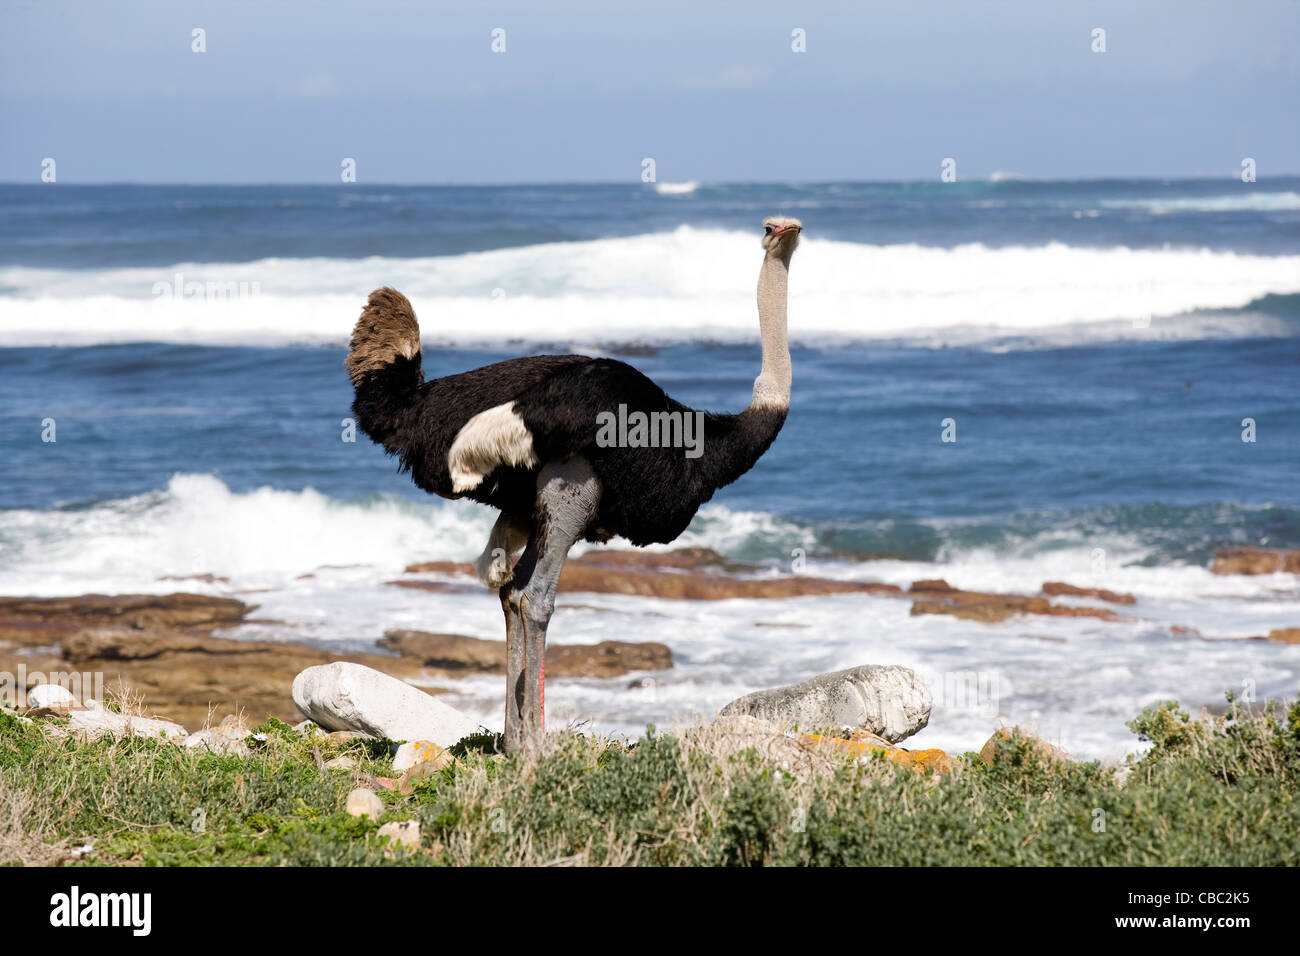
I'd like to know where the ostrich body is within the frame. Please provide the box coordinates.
[346,217,802,753]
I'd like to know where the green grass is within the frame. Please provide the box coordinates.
[1,694,1297,866]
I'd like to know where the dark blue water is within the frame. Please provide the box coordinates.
[3,177,1299,269]
[1,180,1297,567]
[3,336,1295,563]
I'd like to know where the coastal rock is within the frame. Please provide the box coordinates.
[718,664,932,743]
[406,547,737,575]
[802,733,961,774]
[396,552,902,601]
[379,631,503,671]
[36,623,433,731]
[392,740,453,774]
[378,629,672,678]
[26,684,78,711]
[1041,582,1136,605]
[345,788,384,818]
[701,715,839,776]
[377,820,421,852]
[184,728,252,756]
[909,580,1127,623]
[292,662,481,747]
[185,717,254,755]
[0,593,251,649]
[1210,547,1300,576]
[978,728,1070,766]
[396,760,448,794]
[64,707,188,742]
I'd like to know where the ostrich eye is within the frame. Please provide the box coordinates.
[764,225,774,235]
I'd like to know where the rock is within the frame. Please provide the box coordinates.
[978,728,1070,766]
[26,684,78,711]
[572,548,736,571]
[395,558,902,601]
[1265,628,1300,645]
[699,715,839,777]
[377,819,420,852]
[1210,547,1300,575]
[909,580,1128,623]
[345,788,384,818]
[184,717,255,755]
[0,591,451,731]
[379,631,504,671]
[392,740,454,774]
[547,641,673,678]
[324,755,358,771]
[7,622,435,732]
[396,760,446,794]
[379,629,672,678]
[407,547,736,575]
[292,662,481,747]
[802,733,961,774]
[910,578,953,592]
[0,593,252,649]
[64,708,188,742]
[1041,582,1136,605]
[184,728,251,756]
[718,664,932,743]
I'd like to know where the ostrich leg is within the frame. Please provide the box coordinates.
[501,457,601,754]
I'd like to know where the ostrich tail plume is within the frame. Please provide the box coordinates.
[345,287,422,386]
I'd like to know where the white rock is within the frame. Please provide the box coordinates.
[66,709,188,742]
[27,684,77,709]
[292,662,480,747]
[377,819,420,852]
[184,728,251,755]
[346,788,384,818]
[718,664,932,743]
[324,755,357,771]
[392,740,451,773]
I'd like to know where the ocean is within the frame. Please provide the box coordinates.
[1,179,1298,760]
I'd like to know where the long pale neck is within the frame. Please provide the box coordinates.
[751,250,792,409]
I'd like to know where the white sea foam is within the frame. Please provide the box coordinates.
[2,231,1298,349]
[1,475,1296,758]
[654,180,699,195]
[1099,191,1300,213]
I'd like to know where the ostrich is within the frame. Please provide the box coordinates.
[346,216,802,753]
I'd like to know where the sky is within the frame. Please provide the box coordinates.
[1,0,1297,183]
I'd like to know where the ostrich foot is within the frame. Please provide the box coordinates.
[476,548,514,588]
[475,512,528,589]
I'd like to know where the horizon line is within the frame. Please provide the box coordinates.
[2,174,1298,188]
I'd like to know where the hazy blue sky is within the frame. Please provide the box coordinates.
[2,0,1296,183]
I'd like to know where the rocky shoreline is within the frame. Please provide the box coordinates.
[1,546,1296,734]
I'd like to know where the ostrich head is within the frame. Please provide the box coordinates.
[761,216,802,257]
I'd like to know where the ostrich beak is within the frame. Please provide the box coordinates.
[773,224,802,237]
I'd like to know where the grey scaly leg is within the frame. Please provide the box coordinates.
[501,457,601,755]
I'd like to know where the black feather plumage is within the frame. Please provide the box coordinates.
[350,319,786,546]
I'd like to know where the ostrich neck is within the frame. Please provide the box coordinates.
[751,250,792,409]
